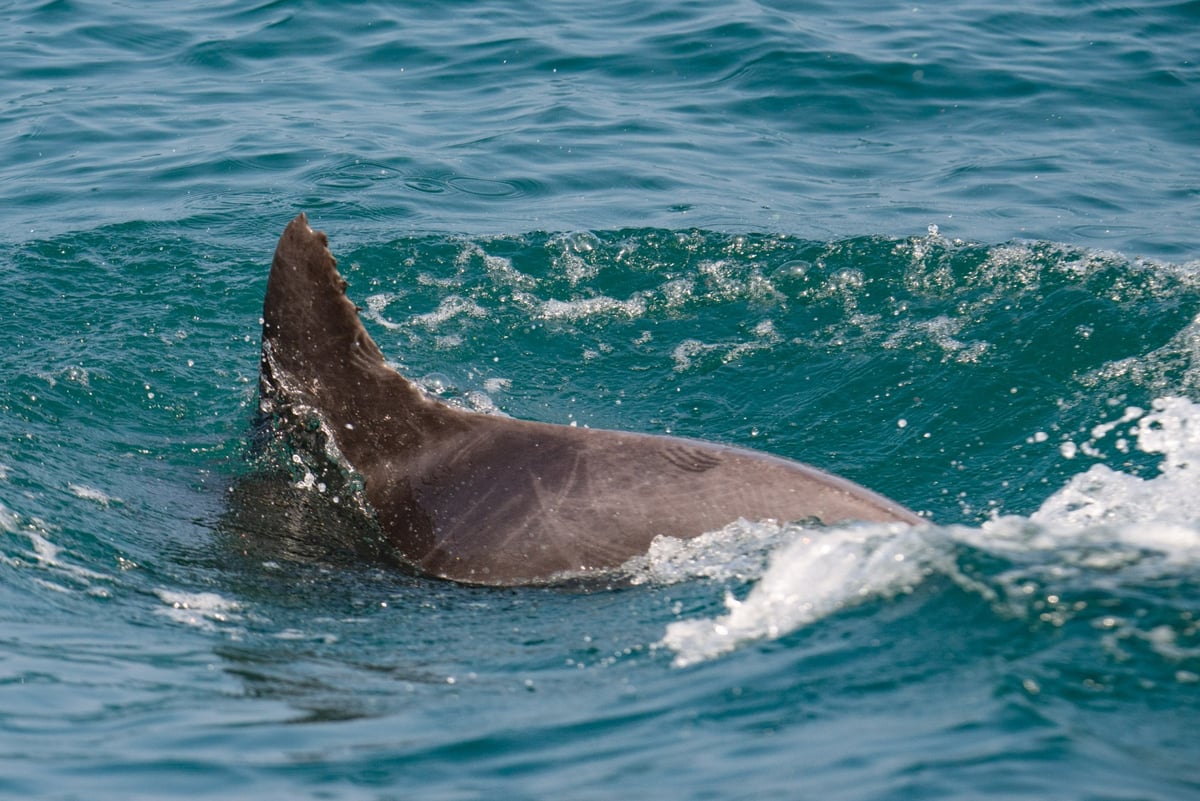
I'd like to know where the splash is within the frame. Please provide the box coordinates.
[624,518,796,586]
[660,522,933,667]
[1033,397,1200,535]
[659,396,1200,667]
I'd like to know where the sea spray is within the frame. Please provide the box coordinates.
[660,396,1200,667]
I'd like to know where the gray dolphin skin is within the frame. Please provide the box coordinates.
[259,213,922,585]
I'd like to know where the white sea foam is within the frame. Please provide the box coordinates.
[548,232,602,285]
[155,589,241,631]
[660,522,932,667]
[671,320,781,372]
[411,294,487,328]
[625,519,797,586]
[659,396,1200,668]
[1033,397,1200,535]
[67,483,118,507]
[362,293,405,330]
[537,294,647,321]
[0,510,112,586]
[0,501,16,533]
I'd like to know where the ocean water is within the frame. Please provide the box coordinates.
[2,0,1199,798]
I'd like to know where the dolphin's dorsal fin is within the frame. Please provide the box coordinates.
[260,213,456,464]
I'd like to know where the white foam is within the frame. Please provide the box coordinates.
[362,293,405,330]
[0,501,17,534]
[0,510,112,585]
[671,320,781,372]
[881,314,990,364]
[467,245,536,289]
[658,395,1200,667]
[660,522,932,667]
[410,294,487,328]
[537,295,647,321]
[625,519,796,586]
[27,530,62,565]
[155,589,241,631]
[671,338,721,372]
[548,232,602,285]
[696,259,781,303]
[1032,397,1200,538]
[67,483,119,507]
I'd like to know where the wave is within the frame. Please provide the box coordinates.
[656,396,1200,668]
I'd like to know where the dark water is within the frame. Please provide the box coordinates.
[2,1,1199,799]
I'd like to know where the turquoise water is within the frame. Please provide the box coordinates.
[2,1,1199,798]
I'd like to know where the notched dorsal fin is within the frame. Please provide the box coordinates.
[260,213,444,464]
[262,213,387,381]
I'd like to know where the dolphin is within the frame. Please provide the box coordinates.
[258,213,922,585]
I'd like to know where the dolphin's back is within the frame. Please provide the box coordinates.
[260,214,922,585]
[385,415,920,583]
